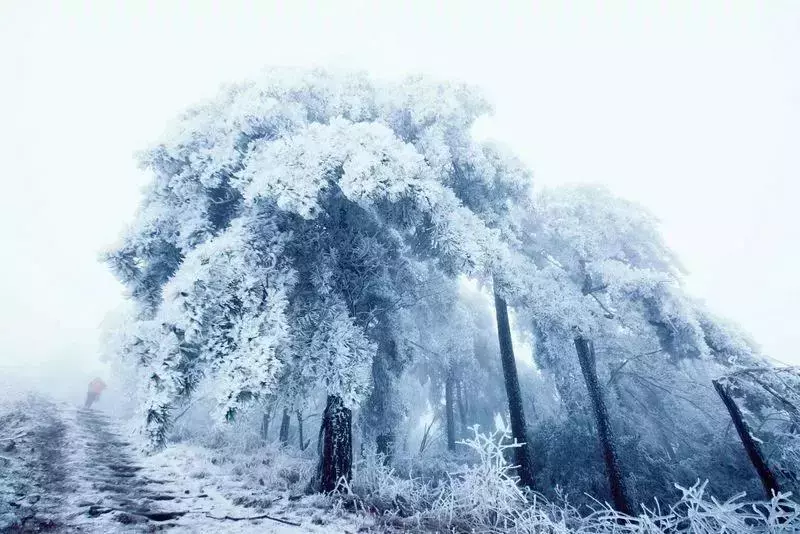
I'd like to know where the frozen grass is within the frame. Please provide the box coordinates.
[144,416,800,533]
[347,428,800,533]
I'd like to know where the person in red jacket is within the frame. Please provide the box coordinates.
[84,377,107,409]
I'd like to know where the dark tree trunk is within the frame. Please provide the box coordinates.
[574,336,632,515]
[312,395,353,493]
[463,381,471,426]
[456,380,468,434]
[297,411,309,451]
[363,335,402,463]
[260,405,273,443]
[260,413,270,443]
[279,408,291,446]
[493,284,536,490]
[376,434,393,461]
[713,379,781,499]
[445,374,456,452]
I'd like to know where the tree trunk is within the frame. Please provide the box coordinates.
[279,408,291,446]
[463,381,471,426]
[574,336,632,515]
[260,405,273,443]
[713,379,781,499]
[493,283,536,490]
[297,411,308,451]
[312,395,353,493]
[456,380,468,434]
[260,413,270,443]
[376,434,393,461]
[363,335,402,463]
[445,374,456,452]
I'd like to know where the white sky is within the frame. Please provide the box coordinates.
[0,1,798,383]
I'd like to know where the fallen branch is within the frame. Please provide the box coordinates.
[205,512,301,526]
[0,431,28,442]
[172,397,208,423]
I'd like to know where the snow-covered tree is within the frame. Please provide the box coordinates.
[713,366,800,498]
[108,213,295,445]
[105,68,537,492]
[515,184,770,509]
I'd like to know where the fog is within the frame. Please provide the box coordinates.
[1,1,797,398]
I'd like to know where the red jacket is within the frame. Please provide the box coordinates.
[88,378,107,395]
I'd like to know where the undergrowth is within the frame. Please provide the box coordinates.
[167,415,800,533]
[348,428,800,533]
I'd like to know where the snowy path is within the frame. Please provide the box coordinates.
[0,397,338,533]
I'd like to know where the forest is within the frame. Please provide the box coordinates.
[99,68,800,532]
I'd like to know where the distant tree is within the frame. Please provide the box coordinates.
[434,140,538,489]
[404,272,476,452]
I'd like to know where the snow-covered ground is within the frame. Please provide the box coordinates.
[4,394,800,533]
[0,395,372,533]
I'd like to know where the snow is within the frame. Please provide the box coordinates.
[0,396,371,533]
[139,444,369,533]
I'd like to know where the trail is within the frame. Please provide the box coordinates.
[0,397,312,533]
[69,408,189,529]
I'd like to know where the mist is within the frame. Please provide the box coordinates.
[1,4,799,531]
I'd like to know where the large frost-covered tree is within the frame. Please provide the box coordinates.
[107,213,295,444]
[105,68,540,492]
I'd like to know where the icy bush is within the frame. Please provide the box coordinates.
[570,482,800,533]
[430,428,528,529]
[351,450,433,515]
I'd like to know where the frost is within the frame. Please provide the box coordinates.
[101,68,790,520]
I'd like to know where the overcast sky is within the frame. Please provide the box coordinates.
[0,1,798,384]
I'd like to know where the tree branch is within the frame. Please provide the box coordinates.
[621,371,719,420]
[205,513,301,526]
[605,349,664,386]
[0,431,28,442]
[171,397,207,423]
[589,293,615,319]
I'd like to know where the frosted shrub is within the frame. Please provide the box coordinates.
[569,482,800,533]
[166,396,265,452]
[431,428,527,529]
[351,450,431,515]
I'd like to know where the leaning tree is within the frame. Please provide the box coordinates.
[105,68,540,492]
[712,366,800,498]
[513,184,770,509]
